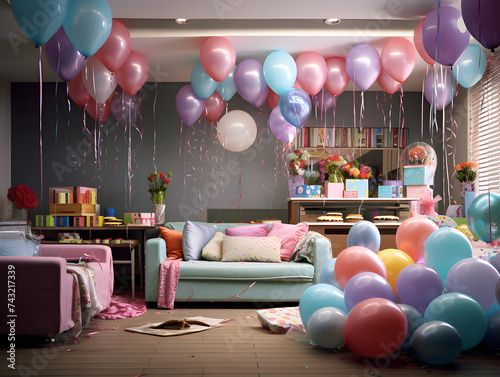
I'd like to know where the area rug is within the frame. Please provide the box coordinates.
[96,295,147,319]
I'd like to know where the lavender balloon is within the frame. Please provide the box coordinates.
[422,6,470,66]
[344,272,394,312]
[45,27,87,82]
[491,254,500,274]
[424,68,456,111]
[279,88,312,128]
[312,87,334,112]
[497,278,500,306]
[269,106,297,143]
[251,86,269,108]
[462,0,500,50]
[111,91,140,126]
[234,59,268,104]
[175,85,205,127]
[346,43,381,91]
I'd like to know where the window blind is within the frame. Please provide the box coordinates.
[468,50,500,194]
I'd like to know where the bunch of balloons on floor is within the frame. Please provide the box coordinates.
[301,192,500,366]
[10,0,148,125]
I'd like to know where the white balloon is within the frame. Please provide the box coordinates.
[81,55,117,104]
[217,110,257,152]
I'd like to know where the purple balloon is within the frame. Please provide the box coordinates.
[396,264,443,315]
[496,278,500,306]
[422,6,470,66]
[312,87,334,112]
[45,27,87,82]
[269,106,297,143]
[110,91,140,126]
[251,85,269,108]
[492,253,500,274]
[234,59,268,104]
[344,272,394,312]
[462,0,500,50]
[175,85,205,127]
[424,68,455,111]
[279,88,312,128]
[346,43,381,91]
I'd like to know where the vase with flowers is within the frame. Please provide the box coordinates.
[320,155,346,198]
[147,171,172,225]
[7,184,39,223]
[285,149,309,197]
[455,162,478,210]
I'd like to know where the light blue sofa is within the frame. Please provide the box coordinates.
[145,222,332,304]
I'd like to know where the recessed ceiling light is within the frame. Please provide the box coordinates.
[324,18,341,25]
[173,18,190,24]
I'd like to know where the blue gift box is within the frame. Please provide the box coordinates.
[296,185,322,198]
[345,179,368,198]
[378,186,394,198]
[403,165,434,185]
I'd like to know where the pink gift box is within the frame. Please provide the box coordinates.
[343,190,358,198]
[406,185,432,199]
[325,183,343,198]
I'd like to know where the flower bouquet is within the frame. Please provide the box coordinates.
[147,171,172,204]
[286,149,309,176]
[454,162,478,183]
[7,184,39,223]
[320,155,347,183]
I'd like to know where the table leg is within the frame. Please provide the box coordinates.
[137,242,143,292]
[130,247,135,301]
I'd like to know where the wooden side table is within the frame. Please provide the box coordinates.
[107,240,141,301]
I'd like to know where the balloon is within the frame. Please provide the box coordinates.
[410,321,462,365]
[279,88,312,128]
[263,50,297,95]
[217,66,236,101]
[95,20,131,72]
[395,216,438,264]
[378,249,415,295]
[200,37,236,82]
[381,37,417,83]
[377,65,403,95]
[110,91,140,127]
[347,220,381,253]
[423,68,456,111]
[45,27,87,82]
[63,0,112,57]
[346,43,381,91]
[299,284,347,330]
[324,57,350,96]
[307,307,347,349]
[311,88,335,113]
[396,264,443,315]
[81,55,117,104]
[467,192,500,242]
[334,246,387,290]
[250,86,269,108]
[10,0,67,46]
[203,90,226,123]
[344,272,394,312]
[86,98,111,122]
[175,85,205,126]
[452,44,487,89]
[413,18,435,66]
[217,110,257,152]
[498,277,500,305]
[295,51,327,96]
[492,254,500,274]
[446,258,500,312]
[462,0,500,50]
[67,73,90,107]
[319,258,340,288]
[267,89,280,110]
[233,59,267,104]
[269,107,297,144]
[190,63,217,100]
[424,227,473,284]
[424,292,487,350]
[117,51,149,96]
[398,304,424,350]
[482,309,500,349]
[344,298,407,358]
[422,6,470,66]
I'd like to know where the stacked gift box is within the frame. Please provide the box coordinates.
[403,165,434,214]
[124,212,156,226]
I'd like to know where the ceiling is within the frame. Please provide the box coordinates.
[0,0,472,91]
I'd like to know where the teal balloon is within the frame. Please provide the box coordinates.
[410,321,462,365]
[452,44,486,89]
[191,63,217,99]
[424,227,473,284]
[263,50,297,95]
[398,304,424,350]
[482,308,500,349]
[63,0,112,57]
[424,292,487,350]
[217,66,236,101]
[467,192,500,243]
[299,284,347,330]
[319,258,340,288]
[10,0,68,46]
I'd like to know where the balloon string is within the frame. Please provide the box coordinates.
[436,0,441,64]
[489,190,492,243]
[179,122,184,216]
[131,94,144,174]
[38,46,43,219]
[421,66,428,141]
[112,121,119,174]
[54,52,60,193]
[333,96,336,146]
[152,82,158,173]
[66,84,71,142]
[238,152,243,212]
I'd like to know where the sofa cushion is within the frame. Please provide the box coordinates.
[182,221,217,260]
[225,223,269,237]
[221,235,281,263]
[267,222,309,261]
[159,227,183,260]
[201,232,224,261]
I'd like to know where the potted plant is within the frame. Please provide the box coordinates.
[147,171,172,225]
[454,162,478,211]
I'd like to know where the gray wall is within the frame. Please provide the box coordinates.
[10,82,467,221]
[0,77,11,220]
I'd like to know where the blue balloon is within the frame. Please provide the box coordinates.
[482,308,500,349]
[263,50,297,95]
[347,220,381,253]
[299,284,347,330]
[279,88,312,128]
[191,63,217,99]
[63,0,112,57]
[424,227,473,284]
[410,321,463,365]
[424,292,487,350]
[467,192,500,243]
[217,66,237,101]
[398,304,424,350]
[10,0,68,46]
[319,258,340,288]
[452,44,486,89]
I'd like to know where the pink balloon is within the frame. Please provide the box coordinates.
[117,51,149,96]
[203,90,226,122]
[267,89,280,110]
[292,80,304,91]
[200,37,236,82]
[377,65,402,95]
[67,73,90,107]
[414,18,435,66]
[95,20,131,72]
[81,55,117,104]
[86,98,111,122]
[396,216,439,264]
[325,57,350,96]
[296,51,327,96]
[381,37,417,83]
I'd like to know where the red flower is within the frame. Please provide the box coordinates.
[299,160,306,168]
[360,172,368,179]
[164,178,171,184]
[289,162,296,169]
[333,155,339,161]
[7,184,39,210]
[159,172,166,179]
[147,175,153,181]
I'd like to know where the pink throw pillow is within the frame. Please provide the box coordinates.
[225,223,269,237]
[267,222,308,261]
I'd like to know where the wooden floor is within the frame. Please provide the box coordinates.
[2,302,500,377]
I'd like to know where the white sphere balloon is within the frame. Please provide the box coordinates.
[217,110,257,152]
